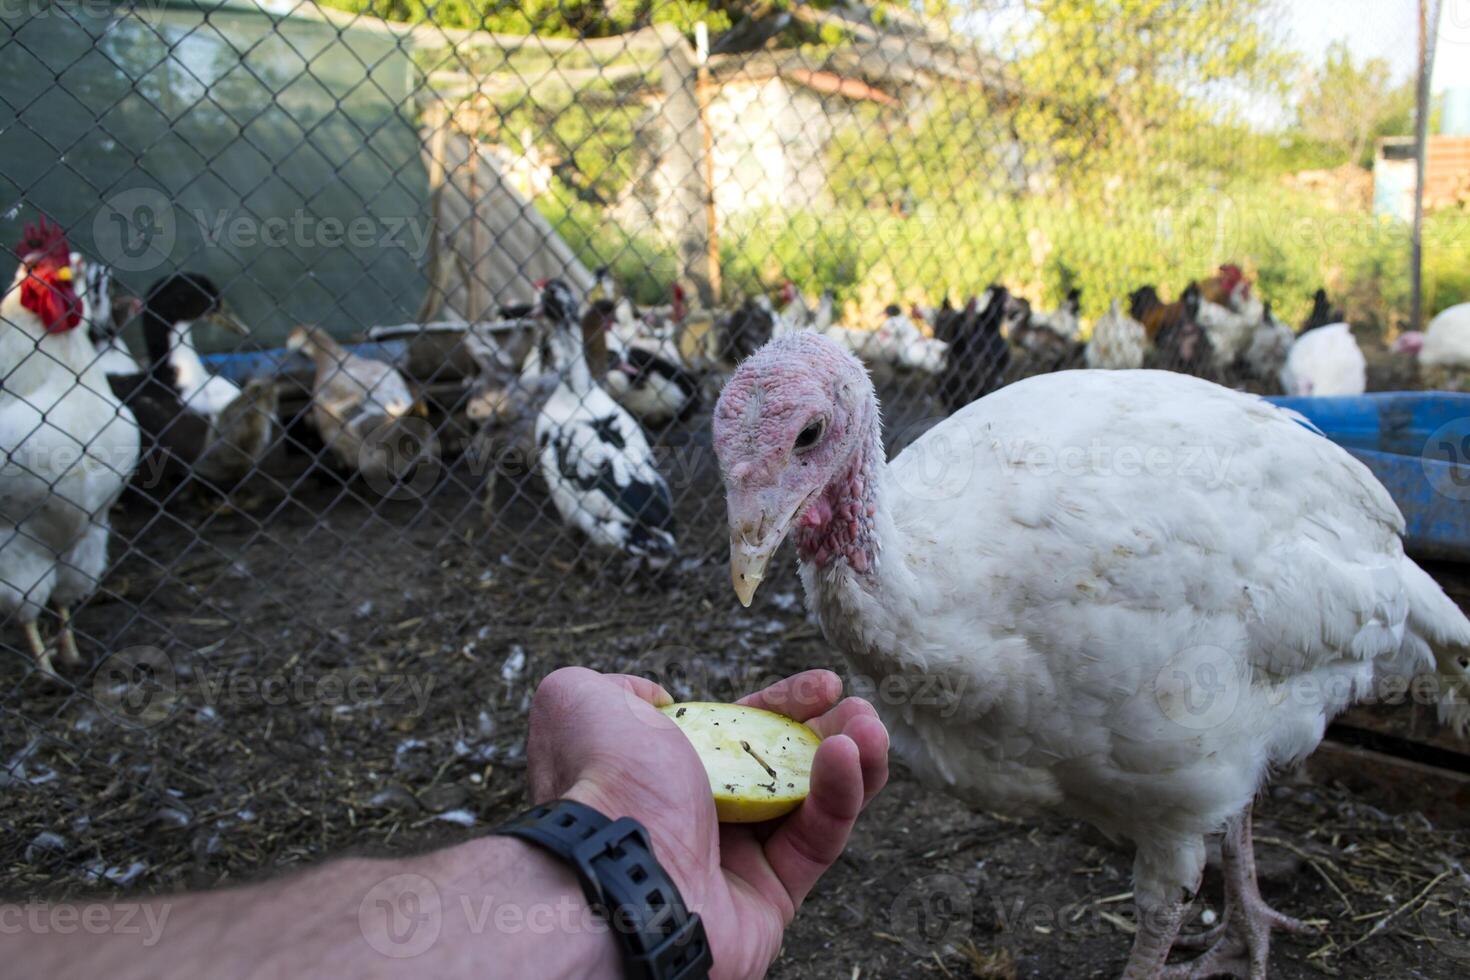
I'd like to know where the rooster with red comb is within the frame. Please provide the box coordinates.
[0,217,139,674]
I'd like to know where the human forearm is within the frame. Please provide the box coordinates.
[9,836,620,979]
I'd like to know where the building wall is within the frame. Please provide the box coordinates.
[705,78,835,216]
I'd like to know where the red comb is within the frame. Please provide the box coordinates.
[17,216,68,261]
[532,277,549,289]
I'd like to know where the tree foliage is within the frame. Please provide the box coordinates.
[314,0,924,38]
[1009,0,1293,178]
[1296,40,1415,168]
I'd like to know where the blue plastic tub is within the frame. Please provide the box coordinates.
[1267,392,1470,562]
[198,339,411,384]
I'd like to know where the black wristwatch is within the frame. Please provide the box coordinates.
[495,799,713,980]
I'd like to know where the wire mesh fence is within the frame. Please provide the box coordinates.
[0,0,1463,904]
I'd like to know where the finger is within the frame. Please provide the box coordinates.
[759,733,864,911]
[598,672,675,707]
[804,695,878,739]
[738,669,841,722]
[843,713,889,807]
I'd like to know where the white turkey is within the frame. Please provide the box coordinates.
[1418,302,1470,369]
[1280,322,1364,396]
[1085,299,1147,370]
[0,220,140,674]
[534,280,675,567]
[713,332,1470,980]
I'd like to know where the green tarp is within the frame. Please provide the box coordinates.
[0,0,429,348]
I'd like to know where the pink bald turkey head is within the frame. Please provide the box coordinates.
[714,333,880,606]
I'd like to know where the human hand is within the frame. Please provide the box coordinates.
[525,666,889,980]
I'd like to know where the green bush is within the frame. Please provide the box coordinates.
[537,180,1470,332]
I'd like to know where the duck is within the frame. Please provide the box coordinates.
[111,273,279,490]
[0,220,140,674]
[286,325,438,490]
[534,280,675,567]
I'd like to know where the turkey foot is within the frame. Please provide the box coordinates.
[1160,808,1316,980]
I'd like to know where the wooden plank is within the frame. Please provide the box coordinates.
[1307,741,1470,828]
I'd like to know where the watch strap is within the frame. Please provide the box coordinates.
[496,799,713,980]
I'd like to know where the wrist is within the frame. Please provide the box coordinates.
[428,835,623,979]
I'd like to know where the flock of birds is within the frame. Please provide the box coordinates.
[9,218,1470,675]
[0,221,439,673]
[7,215,1470,978]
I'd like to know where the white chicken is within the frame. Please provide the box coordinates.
[1279,322,1365,396]
[714,333,1470,980]
[1196,297,1258,374]
[1029,287,1082,341]
[534,280,675,567]
[1085,300,1147,370]
[1419,302,1470,369]
[0,220,139,674]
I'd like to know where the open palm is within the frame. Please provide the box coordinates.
[526,666,889,980]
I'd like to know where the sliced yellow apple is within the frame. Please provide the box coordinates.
[660,701,822,823]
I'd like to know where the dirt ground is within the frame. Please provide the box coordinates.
[2,366,1469,977]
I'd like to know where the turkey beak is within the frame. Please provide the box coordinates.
[727,493,802,608]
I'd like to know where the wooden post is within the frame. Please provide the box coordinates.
[659,31,716,305]
[1412,0,1442,329]
[694,22,721,305]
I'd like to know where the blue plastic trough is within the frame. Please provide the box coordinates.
[1267,392,1470,562]
[197,339,411,384]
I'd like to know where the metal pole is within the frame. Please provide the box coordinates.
[1412,0,1442,329]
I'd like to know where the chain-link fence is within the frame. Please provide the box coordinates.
[1,0,1466,922]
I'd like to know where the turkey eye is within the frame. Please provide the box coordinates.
[794,420,824,452]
